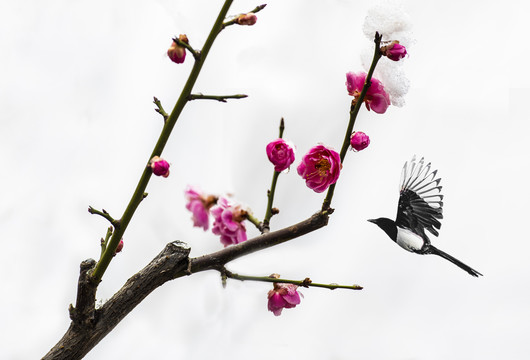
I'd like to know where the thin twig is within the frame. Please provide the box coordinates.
[222,268,363,290]
[188,93,248,102]
[153,97,168,122]
[88,206,120,229]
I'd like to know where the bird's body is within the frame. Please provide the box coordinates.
[369,156,482,277]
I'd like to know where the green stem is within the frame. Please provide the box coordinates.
[188,93,248,102]
[224,270,363,290]
[245,212,261,229]
[321,32,383,211]
[263,118,285,230]
[90,0,235,284]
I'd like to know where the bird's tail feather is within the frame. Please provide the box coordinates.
[428,245,483,277]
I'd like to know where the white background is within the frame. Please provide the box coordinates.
[1,0,529,359]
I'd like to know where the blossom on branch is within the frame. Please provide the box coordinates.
[381,41,407,61]
[266,139,296,172]
[185,186,217,231]
[149,156,170,177]
[236,13,257,26]
[350,131,370,152]
[297,145,341,193]
[346,72,390,114]
[211,197,247,247]
[267,276,302,316]
[167,35,188,64]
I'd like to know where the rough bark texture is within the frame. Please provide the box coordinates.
[43,241,191,360]
[44,211,330,359]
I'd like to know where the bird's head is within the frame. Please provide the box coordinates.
[367,217,397,241]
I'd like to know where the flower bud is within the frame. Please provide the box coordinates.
[167,35,188,64]
[382,41,407,61]
[266,139,296,172]
[115,239,124,255]
[350,131,370,152]
[149,156,170,177]
[236,13,257,26]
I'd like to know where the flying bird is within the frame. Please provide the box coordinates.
[368,156,482,277]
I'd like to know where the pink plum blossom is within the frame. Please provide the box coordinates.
[297,145,341,193]
[350,131,370,152]
[266,139,296,172]
[149,156,170,177]
[211,197,247,247]
[382,41,407,61]
[167,35,188,64]
[346,72,390,114]
[267,279,302,316]
[185,186,217,231]
[236,13,257,25]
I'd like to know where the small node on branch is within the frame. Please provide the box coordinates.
[301,277,313,287]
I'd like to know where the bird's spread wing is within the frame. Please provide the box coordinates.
[396,156,443,237]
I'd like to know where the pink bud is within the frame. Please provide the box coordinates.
[350,131,370,152]
[266,139,296,172]
[382,41,407,61]
[149,156,170,177]
[115,239,124,255]
[236,13,257,26]
[167,35,188,64]
[297,145,342,193]
[267,279,302,316]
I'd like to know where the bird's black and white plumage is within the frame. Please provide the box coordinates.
[368,156,482,277]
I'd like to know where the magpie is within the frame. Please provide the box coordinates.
[368,156,482,277]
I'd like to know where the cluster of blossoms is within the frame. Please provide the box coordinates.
[171,12,409,315]
[267,274,302,316]
[185,187,247,247]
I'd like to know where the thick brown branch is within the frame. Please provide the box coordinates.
[43,241,191,360]
[45,211,330,359]
[189,210,330,273]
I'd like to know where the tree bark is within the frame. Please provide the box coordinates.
[43,241,191,360]
[43,211,329,359]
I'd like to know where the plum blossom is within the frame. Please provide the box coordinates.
[185,186,217,231]
[267,276,302,316]
[167,35,188,64]
[350,131,370,152]
[382,41,407,61]
[266,139,296,172]
[236,13,257,25]
[346,72,390,114]
[297,145,341,193]
[211,197,247,247]
[149,156,170,177]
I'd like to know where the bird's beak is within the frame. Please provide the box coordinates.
[367,219,376,224]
